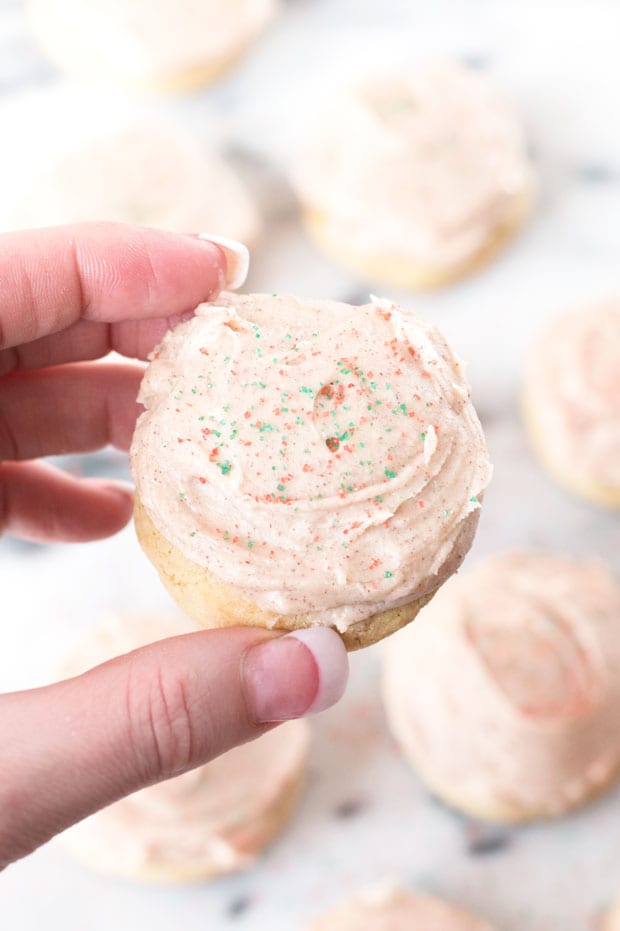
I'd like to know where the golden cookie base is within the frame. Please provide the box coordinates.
[134,497,439,651]
[302,190,533,290]
[522,388,620,510]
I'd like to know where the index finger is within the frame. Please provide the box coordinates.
[0,222,233,350]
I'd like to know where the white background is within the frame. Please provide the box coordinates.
[2,0,620,928]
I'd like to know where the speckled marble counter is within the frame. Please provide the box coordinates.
[2,1,620,928]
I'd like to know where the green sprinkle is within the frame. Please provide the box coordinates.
[470,495,479,503]
[300,386,314,395]
[277,483,285,492]
[384,468,396,479]
[217,461,232,475]
[420,432,426,440]
[384,571,393,578]
[247,540,254,549]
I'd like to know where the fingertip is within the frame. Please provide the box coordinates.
[80,479,135,536]
[242,627,349,724]
[288,628,349,715]
[197,234,250,290]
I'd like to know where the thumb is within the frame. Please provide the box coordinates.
[0,626,348,869]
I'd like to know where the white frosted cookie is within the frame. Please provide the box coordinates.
[308,883,494,930]
[523,300,620,508]
[5,123,260,245]
[130,292,492,649]
[27,0,280,93]
[57,614,309,882]
[383,552,620,822]
[294,62,534,288]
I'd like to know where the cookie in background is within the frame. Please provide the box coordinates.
[523,300,620,509]
[55,614,310,882]
[293,62,534,289]
[26,0,280,94]
[1,120,261,247]
[383,552,620,822]
[307,881,495,930]
[605,898,620,931]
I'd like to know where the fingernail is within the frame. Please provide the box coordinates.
[198,233,250,290]
[242,628,349,724]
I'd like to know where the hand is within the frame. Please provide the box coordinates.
[0,223,349,869]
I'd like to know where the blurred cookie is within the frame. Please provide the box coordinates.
[383,552,620,821]
[523,301,620,508]
[57,614,309,882]
[294,63,533,289]
[27,0,279,93]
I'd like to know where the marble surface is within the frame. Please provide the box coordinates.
[2,0,620,928]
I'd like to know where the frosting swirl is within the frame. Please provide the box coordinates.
[294,63,533,269]
[524,302,620,492]
[383,552,620,816]
[131,293,491,630]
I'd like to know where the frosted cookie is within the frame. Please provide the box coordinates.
[130,292,491,650]
[294,63,533,289]
[5,123,260,245]
[605,900,620,930]
[383,552,620,822]
[307,883,494,930]
[27,0,279,93]
[57,614,310,882]
[523,301,620,508]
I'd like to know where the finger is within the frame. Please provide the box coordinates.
[0,627,348,867]
[0,314,192,376]
[0,223,230,351]
[0,361,143,460]
[0,460,134,542]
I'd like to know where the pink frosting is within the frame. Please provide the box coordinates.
[131,293,491,631]
[525,302,620,490]
[294,63,533,268]
[309,883,494,931]
[383,552,620,816]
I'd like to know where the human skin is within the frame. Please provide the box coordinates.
[0,222,348,869]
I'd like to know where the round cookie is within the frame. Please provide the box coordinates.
[130,292,492,650]
[293,63,534,289]
[56,614,310,882]
[307,882,494,931]
[523,300,620,508]
[27,0,279,94]
[4,122,260,245]
[383,552,620,822]
[605,901,620,931]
